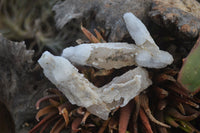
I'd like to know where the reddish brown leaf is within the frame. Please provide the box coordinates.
[61,108,69,126]
[166,83,190,99]
[48,89,64,99]
[163,69,178,76]
[156,112,168,133]
[157,100,167,110]
[156,73,176,83]
[36,95,59,110]
[167,108,199,121]
[93,69,113,77]
[58,103,74,114]
[81,25,100,43]
[98,118,111,133]
[36,105,57,121]
[177,103,186,115]
[94,29,106,43]
[183,104,200,115]
[184,100,199,109]
[139,108,153,133]
[81,111,90,125]
[108,118,118,133]
[52,121,65,133]
[133,96,140,133]
[29,112,58,133]
[39,115,60,133]
[76,107,86,115]
[71,118,82,133]
[153,87,168,99]
[49,99,60,107]
[140,94,170,128]
[50,117,64,133]
[119,101,134,133]
[170,94,199,108]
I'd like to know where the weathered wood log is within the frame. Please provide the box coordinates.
[0,35,52,132]
[53,0,152,42]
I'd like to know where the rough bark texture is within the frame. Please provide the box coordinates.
[0,35,52,133]
[149,0,200,39]
[53,0,152,42]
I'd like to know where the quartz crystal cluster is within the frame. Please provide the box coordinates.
[38,12,173,120]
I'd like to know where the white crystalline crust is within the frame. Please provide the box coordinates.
[100,67,152,108]
[38,51,152,120]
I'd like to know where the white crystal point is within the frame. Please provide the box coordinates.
[135,49,174,68]
[62,44,92,66]
[135,42,174,68]
[123,12,156,46]
[38,51,110,120]
[38,51,152,120]
[62,42,137,70]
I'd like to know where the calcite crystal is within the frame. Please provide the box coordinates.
[38,12,173,120]
[62,12,173,69]
[38,51,152,120]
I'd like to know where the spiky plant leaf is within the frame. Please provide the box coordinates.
[178,36,200,93]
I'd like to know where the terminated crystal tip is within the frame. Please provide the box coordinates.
[123,12,155,46]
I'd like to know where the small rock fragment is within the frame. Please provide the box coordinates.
[149,0,200,39]
[38,51,152,120]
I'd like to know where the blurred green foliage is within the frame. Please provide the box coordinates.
[178,36,200,94]
[0,0,67,54]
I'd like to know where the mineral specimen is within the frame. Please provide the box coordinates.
[38,12,173,120]
[38,51,152,120]
[62,13,173,69]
